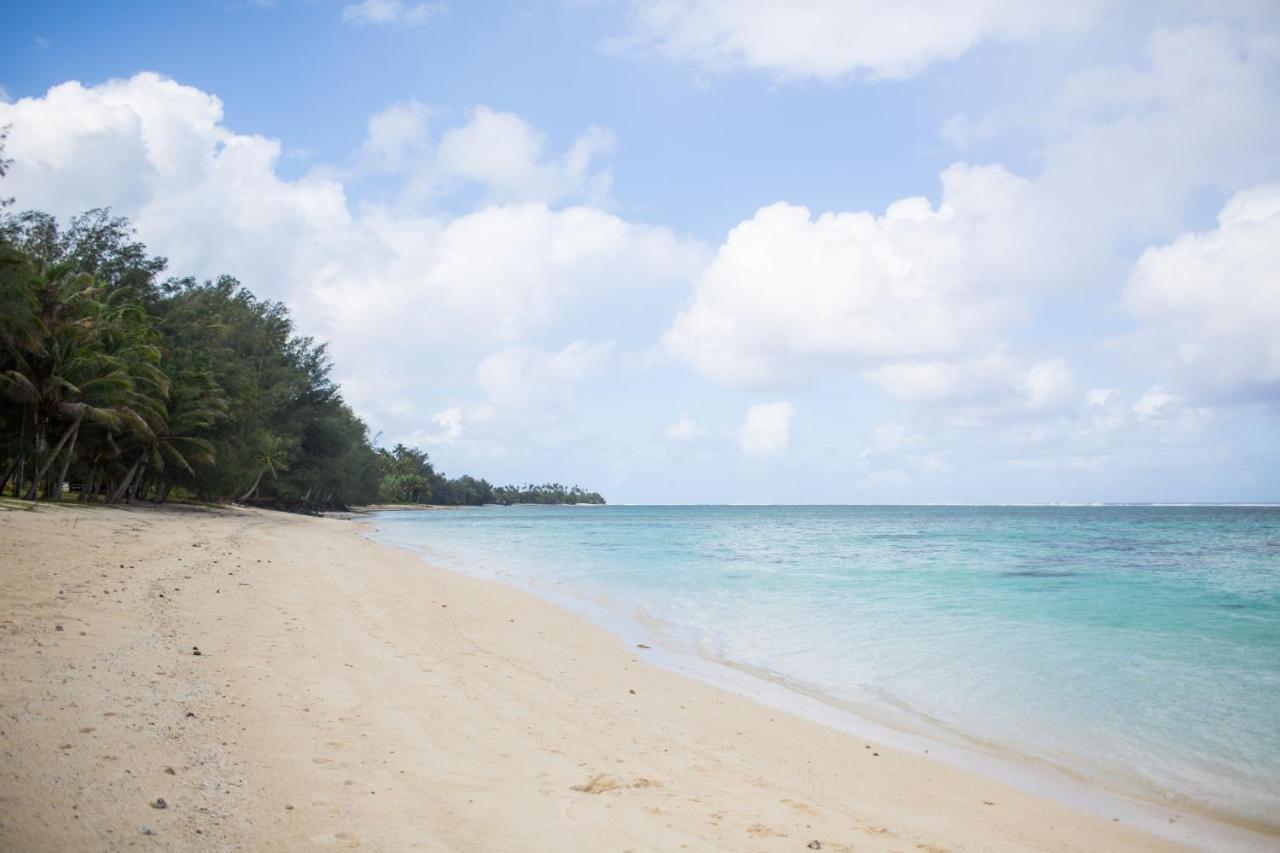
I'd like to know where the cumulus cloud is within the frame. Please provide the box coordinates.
[1036,24,1280,243]
[614,0,1101,81]
[738,402,795,457]
[0,74,705,450]
[352,101,616,206]
[666,23,1280,413]
[662,413,701,442]
[475,341,613,413]
[357,99,433,174]
[342,0,444,27]
[865,348,1076,422]
[1124,183,1280,401]
[434,106,615,204]
[406,406,464,446]
[664,164,1043,387]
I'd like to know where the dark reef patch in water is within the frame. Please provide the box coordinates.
[1001,570,1079,578]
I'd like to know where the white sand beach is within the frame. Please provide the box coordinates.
[0,502,1189,851]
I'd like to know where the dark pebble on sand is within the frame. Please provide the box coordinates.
[150,798,167,809]
[808,842,822,850]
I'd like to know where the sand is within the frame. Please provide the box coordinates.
[0,501,1188,851]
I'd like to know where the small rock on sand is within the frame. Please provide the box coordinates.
[150,798,167,809]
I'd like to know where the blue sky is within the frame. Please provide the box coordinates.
[2,1,1278,503]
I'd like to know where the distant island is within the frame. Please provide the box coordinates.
[0,201,603,511]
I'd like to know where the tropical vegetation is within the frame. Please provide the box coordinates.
[0,144,603,509]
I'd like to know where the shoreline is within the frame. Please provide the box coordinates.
[0,502,1265,850]
[360,513,1279,851]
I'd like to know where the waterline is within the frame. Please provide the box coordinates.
[366,504,1280,850]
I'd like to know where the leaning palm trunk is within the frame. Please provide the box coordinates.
[0,455,18,496]
[52,422,81,501]
[81,462,98,502]
[238,470,265,503]
[126,457,149,503]
[109,455,144,504]
[25,421,48,500]
[28,415,83,501]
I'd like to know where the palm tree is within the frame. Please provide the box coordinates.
[0,264,141,499]
[238,433,289,502]
[140,372,225,503]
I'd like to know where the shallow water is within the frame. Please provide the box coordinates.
[370,505,1280,829]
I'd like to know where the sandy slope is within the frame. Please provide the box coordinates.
[0,502,1180,851]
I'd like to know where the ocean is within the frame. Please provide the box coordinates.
[368,505,1280,838]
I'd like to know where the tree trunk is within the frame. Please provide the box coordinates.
[28,416,80,501]
[25,418,49,500]
[0,455,18,496]
[50,420,82,501]
[153,482,172,504]
[238,470,264,503]
[81,462,97,502]
[126,457,149,503]
[109,456,143,504]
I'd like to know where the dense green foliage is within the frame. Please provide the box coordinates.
[376,443,604,506]
[0,203,603,510]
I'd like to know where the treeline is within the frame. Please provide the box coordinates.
[0,198,604,510]
[378,444,604,506]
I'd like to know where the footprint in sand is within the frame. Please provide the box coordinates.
[747,823,784,838]
[570,774,662,794]
[782,798,820,816]
[309,832,361,847]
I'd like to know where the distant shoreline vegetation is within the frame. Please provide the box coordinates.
[0,174,604,511]
[376,443,604,507]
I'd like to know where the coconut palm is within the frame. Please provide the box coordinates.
[238,433,289,502]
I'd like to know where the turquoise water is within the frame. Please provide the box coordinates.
[369,505,1280,830]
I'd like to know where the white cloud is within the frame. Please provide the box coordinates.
[1124,183,1280,402]
[342,0,444,27]
[665,23,1280,412]
[0,74,705,451]
[475,341,613,413]
[865,349,1075,420]
[664,164,1044,387]
[1037,24,1280,242]
[1132,387,1181,420]
[615,0,1101,81]
[433,106,615,204]
[406,406,463,446]
[357,99,432,174]
[662,413,701,442]
[351,101,616,205]
[857,421,920,461]
[738,401,795,457]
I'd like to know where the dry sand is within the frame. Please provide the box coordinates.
[0,501,1187,851]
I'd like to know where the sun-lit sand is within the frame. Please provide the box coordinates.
[0,502,1180,851]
